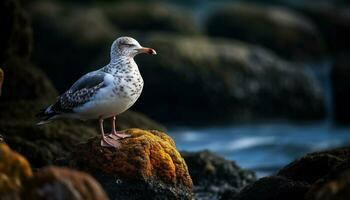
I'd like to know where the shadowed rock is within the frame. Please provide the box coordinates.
[67,128,193,200]
[25,166,108,200]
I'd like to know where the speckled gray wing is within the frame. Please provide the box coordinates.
[51,71,107,113]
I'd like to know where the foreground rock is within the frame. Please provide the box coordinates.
[206,3,325,60]
[25,166,108,200]
[135,34,325,125]
[66,129,193,200]
[182,150,256,200]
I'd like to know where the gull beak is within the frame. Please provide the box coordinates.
[136,47,157,55]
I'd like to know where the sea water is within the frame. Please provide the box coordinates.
[169,123,350,177]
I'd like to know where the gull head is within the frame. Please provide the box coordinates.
[111,36,157,58]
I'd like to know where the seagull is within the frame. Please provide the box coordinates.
[36,37,156,147]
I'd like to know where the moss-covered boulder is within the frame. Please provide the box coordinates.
[182,150,256,200]
[206,3,325,60]
[25,166,108,200]
[0,143,33,199]
[102,2,198,34]
[0,0,32,64]
[134,34,325,125]
[67,128,193,200]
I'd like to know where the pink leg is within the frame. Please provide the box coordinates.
[108,116,131,140]
[99,117,120,148]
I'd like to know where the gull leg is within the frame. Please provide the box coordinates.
[100,117,120,148]
[108,116,131,140]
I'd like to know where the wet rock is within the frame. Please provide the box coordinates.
[25,166,108,200]
[134,34,325,125]
[181,150,256,200]
[0,143,33,199]
[0,0,32,63]
[331,53,350,124]
[67,128,193,200]
[277,147,350,184]
[206,3,325,60]
[227,176,310,200]
[305,160,350,200]
[103,2,198,34]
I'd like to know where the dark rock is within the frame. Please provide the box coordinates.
[181,150,256,200]
[25,166,108,200]
[227,176,310,200]
[67,129,193,200]
[134,34,325,125]
[206,3,325,60]
[331,53,350,124]
[277,147,350,184]
[0,0,32,64]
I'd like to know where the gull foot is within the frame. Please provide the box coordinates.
[101,136,120,148]
[109,131,132,140]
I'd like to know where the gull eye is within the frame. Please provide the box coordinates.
[121,43,135,47]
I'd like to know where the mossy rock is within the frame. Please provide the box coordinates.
[25,166,108,200]
[133,33,325,125]
[0,0,32,64]
[206,3,326,60]
[0,143,33,199]
[102,2,198,34]
[67,128,193,200]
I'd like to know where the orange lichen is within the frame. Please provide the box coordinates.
[70,128,193,189]
[0,143,33,192]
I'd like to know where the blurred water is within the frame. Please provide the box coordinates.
[169,123,350,177]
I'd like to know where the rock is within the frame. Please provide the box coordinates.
[103,2,198,34]
[134,34,325,125]
[206,3,325,60]
[181,150,256,200]
[67,128,193,200]
[0,143,33,199]
[0,58,58,101]
[0,68,3,96]
[277,147,350,184]
[331,53,350,124]
[0,0,32,64]
[305,160,350,200]
[25,166,108,200]
[227,176,310,200]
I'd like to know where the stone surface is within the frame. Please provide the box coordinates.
[226,176,310,200]
[181,150,256,200]
[134,34,325,125]
[25,166,108,200]
[0,143,33,199]
[206,3,325,60]
[67,128,193,200]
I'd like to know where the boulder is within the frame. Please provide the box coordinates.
[181,150,256,200]
[277,147,350,184]
[0,143,33,199]
[67,128,193,200]
[331,53,350,124]
[0,0,32,64]
[25,166,108,200]
[206,3,325,60]
[225,176,310,200]
[134,34,325,125]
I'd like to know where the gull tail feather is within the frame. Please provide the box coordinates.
[36,106,60,125]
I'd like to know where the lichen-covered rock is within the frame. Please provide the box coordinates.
[226,176,310,200]
[67,128,193,200]
[181,150,256,200]
[206,3,325,60]
[0,0,32,63]
[0,143,33,199]
[25,166,108,200]
[134,34,325,125]
[331,53,350,124]
[103,2,198,34]
[277,147,350,184]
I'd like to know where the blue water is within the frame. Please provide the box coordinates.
[169,123,350,177]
